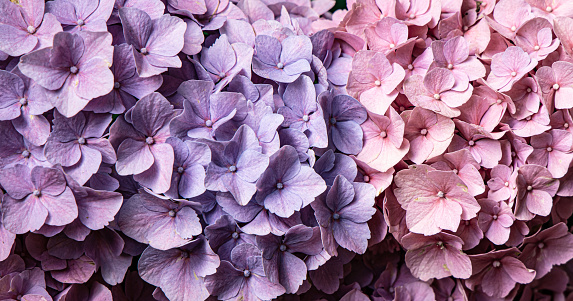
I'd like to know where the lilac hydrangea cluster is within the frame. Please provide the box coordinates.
[3,0,573,300]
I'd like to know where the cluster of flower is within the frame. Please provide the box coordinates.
[2,0,573,300]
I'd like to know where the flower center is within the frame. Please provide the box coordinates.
[452,169,458,174]
[534,45,540,51]
[219,72,226,78]
[437,241,445,249]
[70,66,78,74]
[168,210,176,217]
[510,26,516,32]
[538,242,545,249]
[33,190,41,197]
[493,260,501,268]
[420,128,428,135]
[496,99,502,104]
[374,80,381,86]
[527,88,532,93]
[77,19,85,26]
[244,270,251,277]
[22,150,30,158]
[511,71,517,77]
[565,123,570,128]
[302,114,309,122]
[504,181,509,187]
[27,26,36,34]
[527,185,533,191]
[276,182,284,189]
[389,43,395,48]
[380,131,387,138]
[229,165,237,172]
[145,136,154,145]
[177,166,185,174]
[277,62,284,69]
[399,106,405,111]
[114,82,120,89]
[279,244,287,252]
[332,213,340,220]
[553,84,560,90]
[205,119,213,127]
[546,147,553,152]
[463,26,468,31]
[468,140,475,146]
[409,13,416,19]
[388,287,395,293]
[77,137,86,145]
[437,191,445,198]
[330,117,337,125]
[232,232,239,239]
[447,63,453,70]
[140,48,148,55]
[407,64,413,70]
[526,116,532,121]
[492,214,498,220]
[433,94,441,100]
[19,98,27,106]
[546,6,553,12]
[363,175,370,182]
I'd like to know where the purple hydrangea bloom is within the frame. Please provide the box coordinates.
[319,92,368,155]
[0,121,49,170]
[44,111,116,185]
[311,175,376,256]
[278,75,328,148]
[256,145,326,218]
[18,31,114,117]
[138,236,220,301]
[204,214,256,261]
[0,69,53,146]
[203,124,269,206]
[169,80,247,140]
[252,34,312,83]
[256,225,322,293]
[110,92,175,193]
[46,0,114,32]
[118,190,202,250]
[165,137,210,199]
[0,165,77,234]
[85,43,163,114]
[0,0,62,56]
[205,243,286,300]
[0,268,51,300]
[119,7,186,77]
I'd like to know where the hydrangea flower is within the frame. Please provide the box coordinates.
[44,111,116,185]
[527,129,573,178]
[204,124,269,206]
[0,0,62,56]
[110,92,175,193]
[200,34,253,91]
[138,237,220,301]
[47,0,114,32]
[477,199,515,245]
[252,34,312,83]
[0,121,49,169]
[394,164,480,235]
[278,75,328,148]
[347,50,405,115]
[19,31,114,117]
[256,145,326,218]
[403,107,455,164]
[536,61,573,110]
[487,164,518,202]
[119,7,186,77]
[356,107,409,172]
[487,46,538,92]
[515,164,559,220]
[0,165,77,234]
[311,175,376,256]
[401,232,472,281]
[430,149,485,196]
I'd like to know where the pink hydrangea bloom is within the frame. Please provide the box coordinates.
[403,107,455,164]
[487,164,518,202]
[527,129,573,178]
[477,199,515,245]
[487,46,538,92]
[536,61,573,109]
[394,164,480,236]
[486,0,534,40]
[515,164,559,220]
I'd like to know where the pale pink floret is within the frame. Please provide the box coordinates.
[356,107,410,172]
[515,164,559,220]
[527,0,573,21]
[430,149,486,197]
[431,36,486,91]
[506,77,541,120]
[550,109,573,136]
[536,61,573,109]
[449,120,504,169]
[487,164,519,203]
[403,107,455,164]
[478,199,515,245]
[506,104,552,137]
[395,0,441,27]
[365,17,410,54]
[515,18,560,61]
[458,81,516,132]
[487,46,538,92]
[403,67,473,118]
[527,129,573,178]
[486,0,534,39]
[394,164,480,236]
[347,50,406,115]
[553,17,573,57]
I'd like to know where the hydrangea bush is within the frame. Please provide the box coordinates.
[3,0,573,300]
